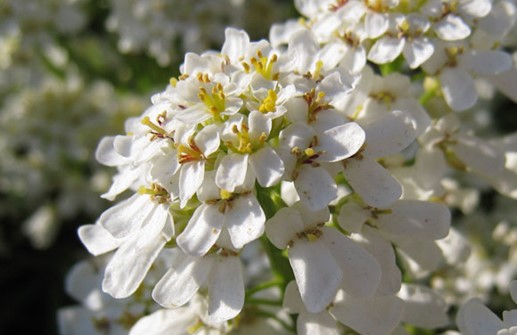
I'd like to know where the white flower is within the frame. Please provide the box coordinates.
[279,118,365,211]
[153,235,245,323]
[368,13,434,69]
[422,41,513,111]
[342,110,416,208]
[176,171,265,256]
[457,281,517,335]
[266,201,381,313]
[421,0,492,41]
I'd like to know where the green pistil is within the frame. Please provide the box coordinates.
[259,89,278,113]
[138,183,171,204]
[247,50,279,80]
[304,89,332,123]
[198,83,226,122]
[141,114,169,140]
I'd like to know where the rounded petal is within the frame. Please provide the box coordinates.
[363,111,417,159]
[179,161,205,208]
[434,15,471,41]
[225,195,266,249]
[321,227,381,298]
[318,122,366,162]
[78,224,122,256]
[266,207,304,249]
[207,256,245,323]
[215,153,249,192]
[330,294,405,335]
[377,200,451,240]
[298,311,340,335]
[102,233,166,298]
[440,67,478,111]
[99,194,152,238]
[398,284,449,329]
[295,166,338,212]
[249,147,284,187]
[461,50,513,76]
[343,157,402,208]
[403,38,434,69]
[177,204,224,257]
[367,37,405,64]
[221,28,250,63]
[289,239,343,313]
[152,255,212,308]
[457,299,504,335]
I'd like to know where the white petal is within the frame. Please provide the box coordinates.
[95,136,128,166]
[398,284,448,328]
[129,308,196,335]
[102,233,166,298]
[215,153,249,192]
[365,12,389,38]
[207,256,244,322]
[248,110,272,142]
[403,38,434,69]
[488,68,517,103]
[298,311,340,335]
[461,50,513,76]
[136,204,173,249]
[396,238,444,272]
[78,224,122,256]
[288,29,319,73]
[352,226,402,295]
[440,67,478,111]
[65,260,101,302]
[225,195,265,249]
[101,166,142,200]
[289,239,343,313]
[337,201,370,233]
[295,166,338,212]
[434,15,471,41]
[249,147,284,187]
[331,294,404,335]
[266,207,304,249]
[221,28,250,64]
[455,135,506,176]
[152,255,212,308]
[99,194,152,238]
[377,200,451,240]
[457,299,504,335]
[343,157,402,208]
[292,200,331,229]
[367,37,405,64]
[283,281,305,313]
[321,227,381,298]
[195,124,220,156]
[459,0,492,17]
[363,111,417,158]
[179,161,204,207]
[340,46,367,73]
[318,122,366,162]
[177,204,224,257]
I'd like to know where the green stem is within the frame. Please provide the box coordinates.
[246,280,284,298]
[256,310,296,333]
[246,298,283,306]
[255,183,295,292]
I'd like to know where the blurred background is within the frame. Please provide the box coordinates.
[0,0,296,333]
[1,1,517,334]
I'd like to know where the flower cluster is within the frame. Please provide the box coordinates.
[67,0,517,334]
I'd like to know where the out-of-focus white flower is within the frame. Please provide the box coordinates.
[457,281,517,335]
